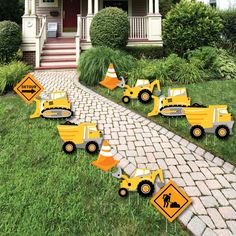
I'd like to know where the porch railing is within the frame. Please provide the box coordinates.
[35,15,47,67]
[78,16,148,41]
[129,17,147,39]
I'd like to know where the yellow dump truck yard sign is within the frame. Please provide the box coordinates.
[14,74,44,104]
[150,180,192,222]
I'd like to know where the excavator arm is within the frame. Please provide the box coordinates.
[152,169,164,183]
[150,80,161,96]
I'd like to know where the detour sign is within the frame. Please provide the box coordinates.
[150,180,192,222]
[14,74,44,104]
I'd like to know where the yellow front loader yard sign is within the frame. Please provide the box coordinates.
[150,180,192,222]
[14,74,44,104]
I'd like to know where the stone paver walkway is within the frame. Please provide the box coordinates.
[33,70,236,236]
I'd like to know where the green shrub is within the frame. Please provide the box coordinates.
[160,0,181,18]
[90,7,129,49]
[0,21,22,63]
[163,0,223,55]
[213,49,236,80]
[0,61,32,94]
[78,47,136,86]
[187,46,219,79]
[188,47,236,80]
[128,54,203,85]
[220,9,236,52]
[125,46,164,59]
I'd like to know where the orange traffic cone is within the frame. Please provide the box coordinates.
[99,64,122,90]
[91,140,119,172]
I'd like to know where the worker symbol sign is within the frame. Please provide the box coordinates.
[14,73,44,104]
[150,180,192,222]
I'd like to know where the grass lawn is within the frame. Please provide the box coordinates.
[0,94,189,235]
[94,78,236,166]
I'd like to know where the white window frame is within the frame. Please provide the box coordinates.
[39,0,58,8]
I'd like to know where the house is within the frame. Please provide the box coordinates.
[22,0,162,70]
[196,0,236,10]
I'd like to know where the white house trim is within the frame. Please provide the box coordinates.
[39,0,59,8]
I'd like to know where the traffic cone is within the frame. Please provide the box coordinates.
[99,64,122,90]
[91,140,119,172]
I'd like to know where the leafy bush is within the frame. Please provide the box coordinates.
[160,0,181,18]
[220,9,236,52]
[0,61,32,94]
[188,47,236,80]
[90,7,129,49]
[0,21,22,63]
[128,54,203,85]
[163,0,223,55]
[78,47,136,86]
[125,46,164,59]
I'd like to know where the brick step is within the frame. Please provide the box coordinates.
[41,60,77,67]
[35,65,77,70]
[43,46,76,50]
[42,48,76,54]
[41,58,76,63]
[43,43,75,48]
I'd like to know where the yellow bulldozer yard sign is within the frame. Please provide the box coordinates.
[14,74,44,104]
[150,180,192,222]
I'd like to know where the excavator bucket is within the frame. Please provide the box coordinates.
[148,96,161,117]
[99,63,122,90]
[91,140,119,172]
[30,99,42,119]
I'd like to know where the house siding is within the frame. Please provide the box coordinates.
[36,0,62,35]
[132,0,147,16]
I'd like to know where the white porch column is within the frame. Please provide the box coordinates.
[147,0,162,43]
[149,0,153,14]
[88,0,93,15]
[94,0,99,14]
[25,0,30,15]
[31,0,36,15]
[154,0,159,14]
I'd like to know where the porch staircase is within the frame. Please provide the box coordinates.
[35,38,77,70]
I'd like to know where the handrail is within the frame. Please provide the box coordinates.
[35,15,47,67]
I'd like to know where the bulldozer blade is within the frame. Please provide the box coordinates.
[111,167,122,179]
[30,99,42,119]
[91,157,119,172]
[148,96,162,117]
[99,77,122,90]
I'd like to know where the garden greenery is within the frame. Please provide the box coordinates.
[163,0,223,55]
[0,61,31,94]
[90,7,129,49]
[0,21,22,63]
[78,47,136,86]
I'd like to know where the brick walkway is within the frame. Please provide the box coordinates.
[33,70,236,236]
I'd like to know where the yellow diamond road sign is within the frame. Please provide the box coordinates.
[14,74,44,104]
[150,180,192,222]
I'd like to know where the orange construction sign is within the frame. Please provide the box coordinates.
[150,180,192,222]
[14,74,44,104]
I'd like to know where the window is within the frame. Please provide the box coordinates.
[39,0,58,8]
[210,0,216,8]
[135,80,150,87]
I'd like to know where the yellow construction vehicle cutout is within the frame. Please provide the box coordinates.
[112,167,164,197]
[183,105,234,139]
[148,88,193,117]
[91,139,119,172]
[150,180,192,222]
[30,91,72,119]
[57,122,103,154]
[99,64,161,104]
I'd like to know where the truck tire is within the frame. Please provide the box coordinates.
[63,141,76,154]
[119,188,128,197]
[215,125,230,139]
[137,180,154,197]
[85,141,99,154]
[122,96,130,104]
[190,125,205,139]
[138,90,152,104]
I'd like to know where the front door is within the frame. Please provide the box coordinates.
[63,0,80,32]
